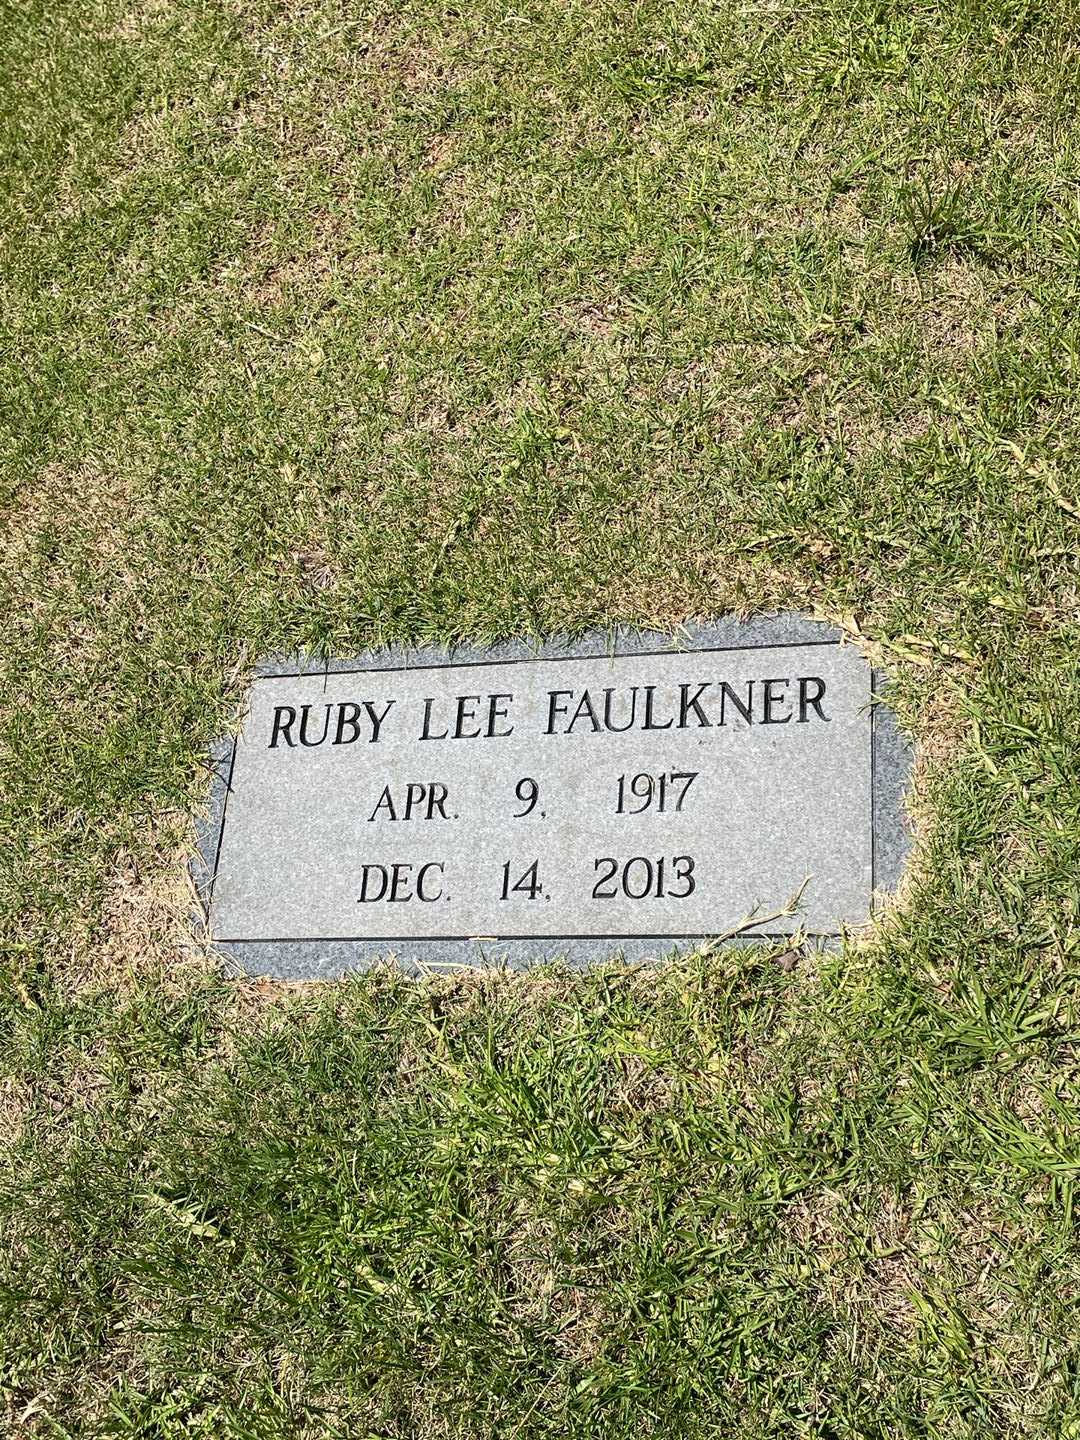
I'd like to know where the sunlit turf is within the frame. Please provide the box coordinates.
[2,0,1080,1433]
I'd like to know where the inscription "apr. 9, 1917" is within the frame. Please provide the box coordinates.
[204,628,895,973]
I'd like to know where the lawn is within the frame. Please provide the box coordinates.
[2,0,1079,1434]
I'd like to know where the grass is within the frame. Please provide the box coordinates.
[2,0,1080,1433]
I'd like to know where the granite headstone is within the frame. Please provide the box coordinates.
[195,616,911,977]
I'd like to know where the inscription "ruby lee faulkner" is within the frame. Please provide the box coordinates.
[265,674,830,749]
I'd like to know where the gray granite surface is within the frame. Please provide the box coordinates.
[193,617,913,978]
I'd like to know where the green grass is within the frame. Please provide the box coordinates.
[2,0,1080,1433]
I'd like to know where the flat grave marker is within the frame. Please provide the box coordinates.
[196,616,911,977]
